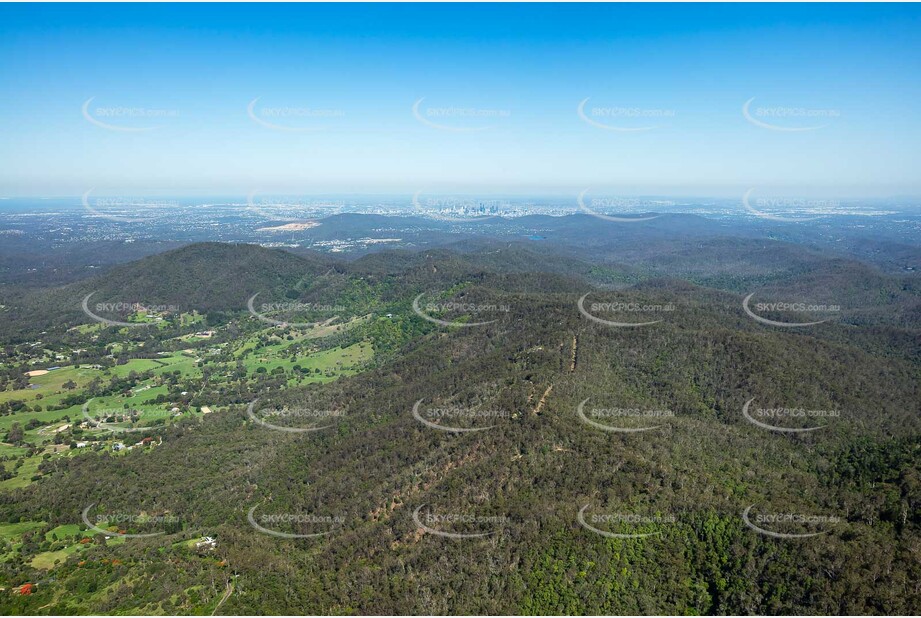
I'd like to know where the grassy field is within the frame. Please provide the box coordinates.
[0,454,43,490]
[0,520,46,541]
[0,406,76,434]
[0,355,199,435]
[45,524,83,541]
[0,442,29,458]
[242,340,371,376]
[0,307,382,583]
[1,315,375,496]
[0,365,95,406]
[2,520,125,570]
[30,543,84,570]
[2,328,373,438]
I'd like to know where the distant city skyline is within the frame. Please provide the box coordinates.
[1,3,920,197]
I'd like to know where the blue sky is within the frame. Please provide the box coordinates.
[0,3,919,198]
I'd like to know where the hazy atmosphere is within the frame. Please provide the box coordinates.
[0,3,919,617]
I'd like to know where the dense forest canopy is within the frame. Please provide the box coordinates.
[0,222,918,614]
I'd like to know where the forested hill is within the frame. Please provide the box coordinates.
[0,241,918,614]
[0,243,337,340]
